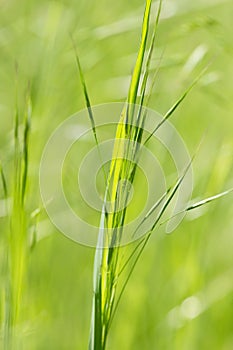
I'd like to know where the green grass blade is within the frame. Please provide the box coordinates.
[160,188,233,227]
[0,161,8,218]
[131,0,162,154]
[186,188,233,211]
[89,193,109,349]
[0,161,8,200]
[144,66,209,146]
[139,0,162,102]
[127,0,152,107]
[21,87,31,204]
[71,35,98,145]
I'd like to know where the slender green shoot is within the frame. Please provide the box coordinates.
[2,86,32,350]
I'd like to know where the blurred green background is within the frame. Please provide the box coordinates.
[0,0,233,349]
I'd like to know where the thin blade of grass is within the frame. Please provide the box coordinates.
[127,0,152,107]
[130,0,163,161]
[138,0,162,103]
[0,161,9,218]
[144,65,210,146]
[70,35,98,144]
[21,86,31,204]
[0,162,8,200]
[186,188,233,211]
[71,36,112,204]
[159,188,233,227]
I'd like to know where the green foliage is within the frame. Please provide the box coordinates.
[0,0,232,349]
[71,1,232,349]
[1,88,33,349]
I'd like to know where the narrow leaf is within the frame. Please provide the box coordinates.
[0,162,8,200]
[21,85,31,204]
[127,0,152,106]
[71,35,98,145]
[144,65,210,146]
[186,188,233,211]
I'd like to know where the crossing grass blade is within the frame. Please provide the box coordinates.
[144,65,209,146]
[109,150,196,323]
[160,187,233,225]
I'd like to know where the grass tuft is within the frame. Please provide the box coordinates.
[1,85,33,350]
[72,1,232,349]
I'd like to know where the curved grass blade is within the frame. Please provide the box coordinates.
[71,35,98,145]
[71,36,111,202]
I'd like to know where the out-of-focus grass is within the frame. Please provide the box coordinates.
[0,0,232,349]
